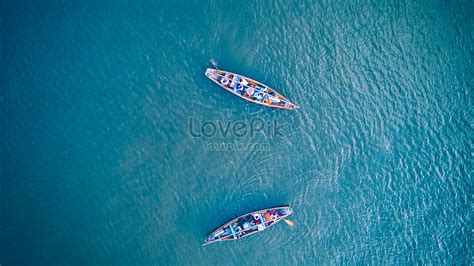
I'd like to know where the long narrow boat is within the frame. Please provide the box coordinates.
[203,206,293,245]
[205,68,299,110]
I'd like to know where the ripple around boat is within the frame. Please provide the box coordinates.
[204,206,293,246]
[205,68,299,110]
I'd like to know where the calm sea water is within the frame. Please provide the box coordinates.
[1,0,471,264]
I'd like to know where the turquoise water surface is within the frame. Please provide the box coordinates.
[1,0,472,264]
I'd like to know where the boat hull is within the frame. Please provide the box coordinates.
[204,206,293,245]
[205,68,298,110]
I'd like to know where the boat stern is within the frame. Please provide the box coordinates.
[284,206,293,216]
[205,68,217,78]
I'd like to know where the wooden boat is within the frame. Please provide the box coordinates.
[203,206,293,245]
[205,68,299,110]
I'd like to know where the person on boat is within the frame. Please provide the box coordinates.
[236,84,245,95]
[253,213,262,224]
[264,213,271,221]
[268,95,281,104]
[270,213,277,220]
[220,77,229,85]
[230,76,240,89]
[245,214,255,226]
[256,86,268,93]
[246,87,255,97]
